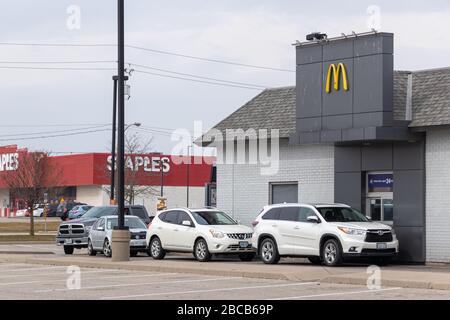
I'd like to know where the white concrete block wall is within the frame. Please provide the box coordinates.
[76,185,106,207]
[426,128,450,263]
[216,141,335,225]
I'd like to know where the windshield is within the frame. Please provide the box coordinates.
[83,206,117,219]
[317,207,369,222]
[107,217,146,230]
[191,211,237,225]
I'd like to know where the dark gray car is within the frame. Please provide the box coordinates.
[56,205,152,255]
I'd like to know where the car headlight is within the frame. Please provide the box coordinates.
[209,229,225,238]
[338,227,366,236]
[391,228,396,237]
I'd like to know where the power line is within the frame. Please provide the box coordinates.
[0,66,115,71]
[0,124,110,137]
[0,41,294,72]
[0,60,116,64]
[126,45,295,73]
[128,62,268,89]
[0,128,111,142]
[0,123,110,128]
[133,69,264,90]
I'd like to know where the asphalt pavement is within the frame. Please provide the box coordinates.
[1,261,450,300]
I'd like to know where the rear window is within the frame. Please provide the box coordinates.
[262,208,280,220]
[83,206,117,219]
[129,207,148,219]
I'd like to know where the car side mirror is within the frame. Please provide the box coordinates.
[366,216,372,221]
[307,216,320,223]
[97,226,105,231]
[182,220,192,227]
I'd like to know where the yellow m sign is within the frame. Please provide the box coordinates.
[325,63,349,93]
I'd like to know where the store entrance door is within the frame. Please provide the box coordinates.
[366,195,393,223]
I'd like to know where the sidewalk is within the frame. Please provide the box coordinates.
[2,253,450,290]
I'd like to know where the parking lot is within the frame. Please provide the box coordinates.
[1,246,450,300]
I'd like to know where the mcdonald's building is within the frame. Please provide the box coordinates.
[200,31,450,263]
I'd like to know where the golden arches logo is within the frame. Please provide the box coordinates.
[325,63,349,93]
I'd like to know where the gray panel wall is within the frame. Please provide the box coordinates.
[295,33,395,143]
[334,139,425,263]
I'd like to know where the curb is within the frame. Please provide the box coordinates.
[0,251,55,255]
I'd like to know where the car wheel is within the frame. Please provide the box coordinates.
[239,252,256,262]
[103,239,112,258]
[149,237,166,259]
[87,239,96,256]
[322,239,342,266]
[63,246,74,255]
[308,256,322,265]
[194,239,211,262]
[259,238,280,264]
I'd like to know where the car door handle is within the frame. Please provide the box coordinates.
[174,228,179,232]
[157,226,162,230]
[272,224,278,228]
[294,226,300,230]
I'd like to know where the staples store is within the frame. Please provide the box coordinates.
[203,32,450,263]
[0,145,216,215]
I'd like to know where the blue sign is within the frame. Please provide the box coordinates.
[368,174,393,192]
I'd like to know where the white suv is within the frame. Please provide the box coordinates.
[147,208,256,262]
[252,203,399,266]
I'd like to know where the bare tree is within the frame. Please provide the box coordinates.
[1,151,62,236]
[104,132,159,204]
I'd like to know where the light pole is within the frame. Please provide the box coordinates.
[110,75,129,205]
[186,144,192,208]
[111,0,129,262]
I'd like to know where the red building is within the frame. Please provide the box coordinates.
[0,145,216,215]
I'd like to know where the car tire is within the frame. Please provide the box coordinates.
[63,245,74,255]
[308,256,322,265]
[87,239,96,256]
[103,239,112,258]
[322,239,342,266]
[194,239,211,262]
[259,238,280,264]
[149,237,166,260]
[239,252,256,262]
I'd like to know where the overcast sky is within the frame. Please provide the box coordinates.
[0,0,449,155]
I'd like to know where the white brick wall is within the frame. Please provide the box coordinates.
[426,128,450,262]
[216,140,335,225]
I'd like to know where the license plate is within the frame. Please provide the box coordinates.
[64,239,73,244]
[131,240,145,246]
[377,243,387,249]
[239,241,249,248]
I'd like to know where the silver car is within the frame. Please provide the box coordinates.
[87,215,148,257]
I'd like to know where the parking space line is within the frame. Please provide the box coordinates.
[36,276,242,293]
[102,281,318,300]
[0,272,177,287]
[269,287,403,300]
[0,268,122,279]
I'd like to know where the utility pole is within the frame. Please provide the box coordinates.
[111,0,130,262]
[186,145,191,207]
[110,75,128,204]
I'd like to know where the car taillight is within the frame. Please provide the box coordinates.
[251,220,259,227]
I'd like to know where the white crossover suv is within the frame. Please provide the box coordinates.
[147,208,256,262]
[252,203,399,266]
